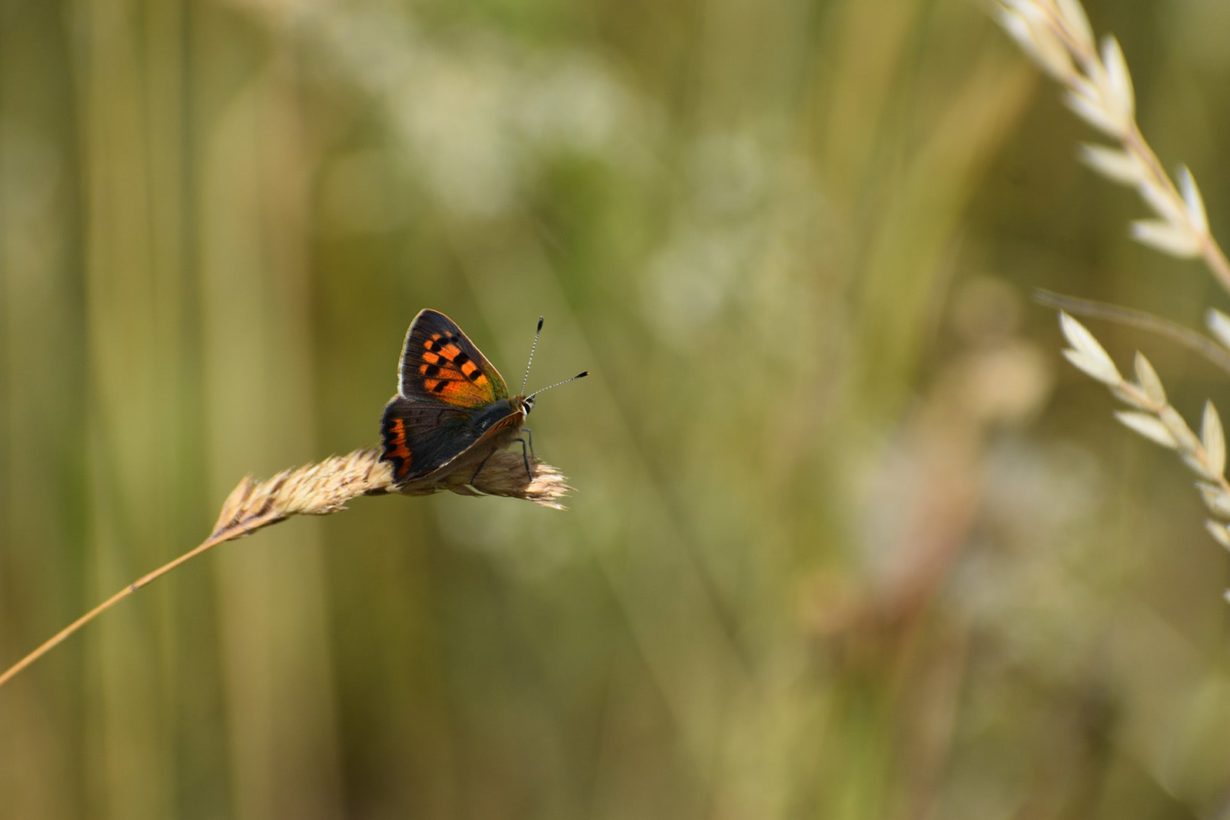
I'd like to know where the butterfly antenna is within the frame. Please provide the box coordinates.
[520,316,544,395]
[528,371,589,399]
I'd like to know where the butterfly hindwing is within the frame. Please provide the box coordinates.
[381,395,523,482]
[398,309,508,407]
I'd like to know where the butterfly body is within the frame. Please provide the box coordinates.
[380,309,540,485]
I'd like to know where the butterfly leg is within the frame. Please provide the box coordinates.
[513,436,532,480]
[469,450,495,484]
[468,436,534,485]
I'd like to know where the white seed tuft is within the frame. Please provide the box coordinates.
[1158,406,1200,454]
[1063,350,1118,386]
[1202,401,1227,478]
[1196,483,1230,518]
[1114,411,1177,449]
[1078,143,1143,186]
[998,9,1037,59]
[1130,219,1201,258]
[1110,383,1151,411]
[1206,309,1230,351]
[1136,178,1187,225]
[1001,5,1075,80]
[1178,166,1209,237]
[1100,37,1135,123]
[1182,451,1218,481]
[1131,353,1166,406]
[1056,0,1094,52]
[1033,32,1077,80]
[1208,521,1230,550]
[1059,312,1121,384]
[1063,89,1125,138]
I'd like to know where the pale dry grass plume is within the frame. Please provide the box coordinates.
[998,0,1230,590]
[0,446,572,688]
[999,0,1229,282]
[214,447,572,540]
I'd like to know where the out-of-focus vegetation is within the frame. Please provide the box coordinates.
[2,0,1229,817]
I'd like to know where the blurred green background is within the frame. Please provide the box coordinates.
[3,0,1230,817]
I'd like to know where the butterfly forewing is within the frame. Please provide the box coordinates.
[398,309,509,406]
[382,309,525,483]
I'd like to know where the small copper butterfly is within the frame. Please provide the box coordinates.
[380,309,587,485]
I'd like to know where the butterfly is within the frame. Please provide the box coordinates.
[380,309,587,485]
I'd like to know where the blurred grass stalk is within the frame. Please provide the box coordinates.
[998,0,1230,576]
[66,2,343,816]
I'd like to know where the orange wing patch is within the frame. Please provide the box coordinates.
[415,332,493,404]
[382,415,413,479]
